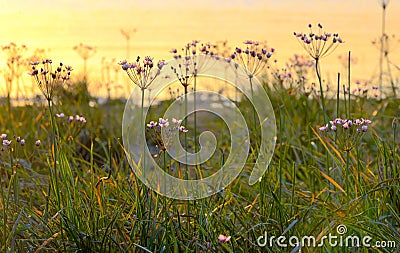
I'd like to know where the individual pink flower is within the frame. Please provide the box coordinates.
[334,118,344,124]
[147,121,158,128]
[319,124,328,132]
[218,234,231,243]
[363,119,372,124]
[158,118,169,128]
[354,119,362,126]
[172,118,183,124]
[362,125,368,132]
[179,126,188,133]
[2,140,11,146]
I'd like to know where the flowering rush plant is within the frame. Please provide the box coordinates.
[319,118,372,152]
[293,23,344,60]
[146,118,188,153]
[118,56,166,90]
[1,133,40,152]
[230,40,274,77]
[29,60,72,101]
[55,112,87,141]
[169,40,213,89]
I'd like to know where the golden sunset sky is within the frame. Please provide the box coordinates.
[1,0,400,97]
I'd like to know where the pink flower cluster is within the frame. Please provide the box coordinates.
[1,133,40,150]
[147,118,188,133]
[319,118,372,133]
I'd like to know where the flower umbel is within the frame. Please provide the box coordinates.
[231,40,274,77]
[29,60,72,101]
[294,23,344,60]
[169,40,204,88]
[118,56,166,90]
[146,117,188,153]
[318,117,372,152]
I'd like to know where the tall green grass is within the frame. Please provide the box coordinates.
[0,72,398,252]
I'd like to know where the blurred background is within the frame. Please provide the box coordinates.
[1,0,400,98]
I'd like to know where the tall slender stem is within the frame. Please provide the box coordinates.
[141,87,152,245]
[379,4,386,100]
[47,98,65,249]
[249,76,257,130]
[44,99,59,221]
[163,151,167,219]
[345,151,349,191]
[184,85,190,231]
[347,51,351,119]
[184,86,188,175]
[141,88,146,177]
[356,146,360,197]
[315,58,327,123]
[343,85,347,121]
[385,52,397,97]
[50,106,58,202]
[393,119,398,178]
[336,73,340,119]
[10,144,17,204]
[193,75,198,168]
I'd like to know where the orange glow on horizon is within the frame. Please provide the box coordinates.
[1,0,400,98]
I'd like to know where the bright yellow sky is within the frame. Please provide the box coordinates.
[1,0,400,97]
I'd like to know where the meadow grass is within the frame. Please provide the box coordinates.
[0,23,399,252]
[0,70,398,253]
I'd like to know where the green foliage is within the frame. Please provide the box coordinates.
[0,76,399,253]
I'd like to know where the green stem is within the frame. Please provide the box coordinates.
[393,120,398,178]
[184,86,188,176]
[163,151,167,221]
[184,85,190,232]
[48,99,60,208]
[345,151,350,191]
[379,4,386,100]
[47,98,65,250]
[315,58,327,123]
[291,162,296,217]
[10,145,18,204]
[194,75,200,179]
[141,88,146,178]
[279,108,283,199]
[6,93,12,131]
[343,85,347,118]
[356,146,360,197]
[141,88,152,244]
[43,99,56,221]
[249,76,257,131]
[347,51,351,119]
[335,73,340,140]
